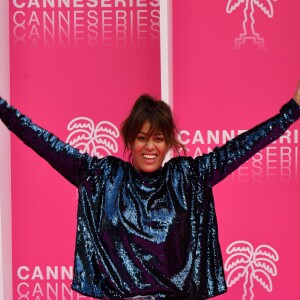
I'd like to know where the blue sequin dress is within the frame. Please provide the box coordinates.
[0,98,299,299]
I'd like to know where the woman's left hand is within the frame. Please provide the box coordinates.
[294,81,300,105]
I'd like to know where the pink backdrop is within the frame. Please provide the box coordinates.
[10,1,160,299]
[173,1,300,299]
[8,0,300,299]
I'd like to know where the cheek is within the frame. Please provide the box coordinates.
[159,144,169,156]
[131,142,143,156]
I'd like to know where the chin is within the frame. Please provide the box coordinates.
[141,167,158,173]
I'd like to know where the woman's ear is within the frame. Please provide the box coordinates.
[127,143,132,150]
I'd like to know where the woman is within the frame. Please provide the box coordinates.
[0,84,300,300]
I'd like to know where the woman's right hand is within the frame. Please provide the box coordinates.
[294,81,300,105]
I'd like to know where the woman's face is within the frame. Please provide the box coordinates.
[130,121,169,173]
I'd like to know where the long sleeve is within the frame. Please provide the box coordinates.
[0,97,96,186]
[197,99,300,187]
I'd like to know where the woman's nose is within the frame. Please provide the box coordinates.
[145,139,155,150]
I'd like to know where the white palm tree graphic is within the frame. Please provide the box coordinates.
[225,240,279,300]
[226,0,278,49]
[66,117,120,158]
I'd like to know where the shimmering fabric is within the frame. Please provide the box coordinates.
[0,98,299,300]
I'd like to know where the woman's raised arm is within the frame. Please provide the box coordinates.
[196,94,300,187]
[0,97,97,187]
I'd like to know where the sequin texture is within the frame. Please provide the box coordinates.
[0,98,299,300]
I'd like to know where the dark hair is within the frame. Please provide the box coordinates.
[121,94,185,155]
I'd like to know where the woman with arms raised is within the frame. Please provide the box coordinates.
[0,82,300,300]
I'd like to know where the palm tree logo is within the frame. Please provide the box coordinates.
[66,117,120,158]
[226,0,278,49]
[225,240,279,299]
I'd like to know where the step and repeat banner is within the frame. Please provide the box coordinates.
[9,1,160,299]
[172,1,299,300]
[8,0,300,299]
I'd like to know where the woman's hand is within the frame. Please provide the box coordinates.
[294,81,300,105]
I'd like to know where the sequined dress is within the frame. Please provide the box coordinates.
[0,98,299,300]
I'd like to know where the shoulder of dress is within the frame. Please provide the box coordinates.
[86,155,129,178]
[96,155,128,168]
[164,156,197,172]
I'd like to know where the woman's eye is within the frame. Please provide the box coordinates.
[137,136,146,141]
[155,136,165,142]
